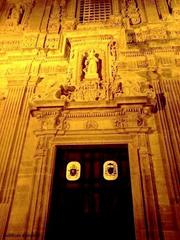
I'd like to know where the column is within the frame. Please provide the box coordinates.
[40,0,53,32]
[23,109,60,239]
[137,134,162,240]
[156,0,169,19]
[28,0,46,31]
[137,0,147,23]
[0,79,29,237]
[62,0,77,30]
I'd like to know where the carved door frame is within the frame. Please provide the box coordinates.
[26,131,159,240]
[48,134,143,239]
[25,101,161,240]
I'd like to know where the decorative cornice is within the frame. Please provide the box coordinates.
[31,103,153,135]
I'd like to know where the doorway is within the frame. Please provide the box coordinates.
[45,145,135,239]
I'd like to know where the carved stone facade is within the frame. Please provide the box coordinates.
[0,0,179,239]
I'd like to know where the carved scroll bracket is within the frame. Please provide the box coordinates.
[32,108,60,131]
[31,105,70,137]
[114,105,154,133]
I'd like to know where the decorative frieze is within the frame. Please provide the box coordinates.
[31,103,154,135]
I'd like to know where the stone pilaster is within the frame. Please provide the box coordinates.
[137,133,162,240]
[152,79,180,203]
[156,0,169,19]
[40,0,53,32]
[144,0,160,22]
[27,0,46,31]
[112,0,120,15]
[149,131,179,240]
[66,0,77,19]
[0,78,35,239]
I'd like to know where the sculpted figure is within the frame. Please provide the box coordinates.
[81,50,102,81]
[85,49,99,78]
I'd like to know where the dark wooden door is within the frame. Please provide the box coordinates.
[45,145,135,240]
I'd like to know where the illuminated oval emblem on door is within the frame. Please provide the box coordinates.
[103,160,118,180]
[66,161,81,181]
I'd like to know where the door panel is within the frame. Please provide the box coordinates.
[46,145,135,239]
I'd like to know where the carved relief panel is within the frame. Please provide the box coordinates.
[47,0,66,33]
[0,0,35,32]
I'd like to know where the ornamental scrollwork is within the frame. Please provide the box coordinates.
[114,106,152,130]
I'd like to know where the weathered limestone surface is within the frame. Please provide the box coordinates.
[0,0,179,239]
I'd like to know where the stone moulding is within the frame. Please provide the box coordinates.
[30,96,154,136]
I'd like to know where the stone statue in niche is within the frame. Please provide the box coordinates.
[81,50,102,81]
[86,49,99,78]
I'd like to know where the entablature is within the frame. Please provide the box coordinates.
[30,96,154,136]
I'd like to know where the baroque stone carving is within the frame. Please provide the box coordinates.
[55,85,76,100]
[114,116,128,128]
[7,4,24,24]
[111,76,155,99]
[34,136,49,157]
[114,106,150,129]
[108,15,122,26]
[22,34,38,48]
[32,77,67,101]
[1,0,35,32]
[33,109,60,131]
[85,120,98,129]
[85,49,99,79]
[81,50,102,81]
[41,113,58,130]
[135,25,167,42]
[55,110,70,131]
[121,0,141,26]
[109,41,118,81]
[62,19,77,31]
[127,0,141,25]
[73,80,107,102]
[47,0,64,33]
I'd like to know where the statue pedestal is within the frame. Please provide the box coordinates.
[85,73,99,79]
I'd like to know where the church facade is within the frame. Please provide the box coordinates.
[0,0,180,239]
